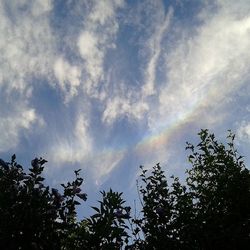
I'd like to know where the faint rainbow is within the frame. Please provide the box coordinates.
[135,83,213,154]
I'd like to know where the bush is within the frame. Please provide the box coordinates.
[0,156,86,250]
[0,130,249,249]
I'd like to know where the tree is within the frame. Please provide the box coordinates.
[0,156,86,250]
[1,130,250,249]
[135,130,250,249]
[80,189,131,249]
[134,164,194,249]
[185,129,250,249]
[135,164,177,249]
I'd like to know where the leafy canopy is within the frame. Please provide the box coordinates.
[0,130,249,249]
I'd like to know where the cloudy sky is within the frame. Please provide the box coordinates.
[1,0,250,212]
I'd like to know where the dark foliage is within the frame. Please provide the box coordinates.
[0,156,86,250]
[185,130,250,249]
[83,189,130,249]
[133,130,250,249]
[0,130,249,249]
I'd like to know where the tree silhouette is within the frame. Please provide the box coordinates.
[0,156,86,250]
[185,130,250,249]
[134,130,250,249]
[0,130,249,249]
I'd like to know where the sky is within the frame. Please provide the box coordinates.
[1,0,250,215]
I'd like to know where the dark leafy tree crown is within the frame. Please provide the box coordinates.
[0,130,249,249]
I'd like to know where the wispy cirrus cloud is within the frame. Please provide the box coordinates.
[90,149,125,186]
[48,0,127,178]
[0,103,41,152]
[148,0,250,131]
[102,82,149,124]
[0,0,54,151]
[237,121,250,142]
[53,57,81,103]
[101,1,174,125]
[49,113,92,164]
[132,0,250,172]
[77,0,124,99]
[142,7,173,97]
[0,0,55,93]
[1,0,250,188]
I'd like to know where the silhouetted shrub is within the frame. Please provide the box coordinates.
[1,130,249,249]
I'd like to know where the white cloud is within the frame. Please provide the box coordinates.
[31,0,52,16]
[2,0,250,186]
[89,0,124,25]
[50,114,92,164]
[148,0,250,130]
[0,0,55,93]
[77,0,124,98]
[237,121,250,142]
[101,3,174,125]
[142,7,173,97]
[53,57,81,102]
[0,0,56,150]
[78,31,105,94]
[48,110,125,183]
[0,104,41,152]
[78,31,99,56]
[0,0,127,181]
[102,95,148,125]
[91,149,125,185]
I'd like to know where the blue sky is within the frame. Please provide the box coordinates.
[1,0,250,215]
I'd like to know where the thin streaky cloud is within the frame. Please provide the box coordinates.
[142,7,173,97]
[0,0,249,194]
